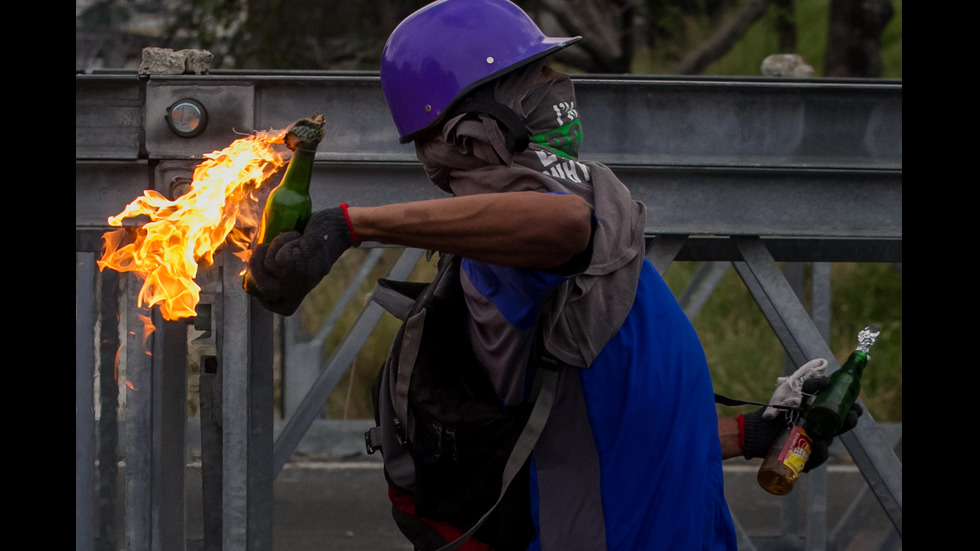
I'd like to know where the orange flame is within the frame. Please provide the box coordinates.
[97,130,289,320]
[137,313,156,355]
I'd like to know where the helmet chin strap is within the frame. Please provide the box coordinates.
[449,87,531,153]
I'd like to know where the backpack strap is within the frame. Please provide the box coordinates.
[449,86,531,153]
[373,256,459,438]
[435,355,561,551]
[372,280,421,321]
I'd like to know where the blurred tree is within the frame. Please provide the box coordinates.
[824,0,894,77]
[673,0,770,74]
[772,0,797,52]
[523,0,740,74]
[76,0,159,69]
[521,0,638,73]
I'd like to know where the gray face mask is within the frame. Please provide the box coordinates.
[415,61,585,192]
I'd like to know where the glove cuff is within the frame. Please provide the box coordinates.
[339,203,362,245]
[737,413,746,450]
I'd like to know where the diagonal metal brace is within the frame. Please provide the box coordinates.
[645,234,689,275]
[731,236,902,536]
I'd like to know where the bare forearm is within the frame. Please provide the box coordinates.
[346,192,592,269]
[719,416,743,460]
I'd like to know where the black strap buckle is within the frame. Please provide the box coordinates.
[538,352,561,371]
[364,427,381,455]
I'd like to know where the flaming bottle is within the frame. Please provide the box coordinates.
[756,324,880,495]
[243,114,325,300]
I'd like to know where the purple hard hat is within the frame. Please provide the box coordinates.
[381,0,581,144]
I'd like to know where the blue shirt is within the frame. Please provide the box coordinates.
[461,257,736,550]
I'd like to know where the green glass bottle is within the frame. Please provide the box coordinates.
[806,324,880,439]
[243,114,325,300]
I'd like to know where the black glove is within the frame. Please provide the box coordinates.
[741,377,863,472]
[246,207,359,316]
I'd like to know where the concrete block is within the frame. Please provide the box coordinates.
[761,53,815,78]
[139,47,213,75]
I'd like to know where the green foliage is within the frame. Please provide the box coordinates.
[879,0,903,78]
[825,263,903,421]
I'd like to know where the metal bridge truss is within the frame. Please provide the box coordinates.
[76,71,901,550]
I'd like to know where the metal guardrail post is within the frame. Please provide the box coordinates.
[95,267,121,550]
[76,253,96,551]
[218,248,276,550]
[156,314,190,549]
[123,273,153,550]
[199,350,222,551]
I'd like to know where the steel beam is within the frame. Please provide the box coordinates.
[75,71,900,167]
[76,72,901,236]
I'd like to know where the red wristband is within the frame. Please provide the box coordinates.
[339,203,362,245]
[736,414,746,449]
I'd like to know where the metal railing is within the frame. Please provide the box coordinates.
[76,70,901,551]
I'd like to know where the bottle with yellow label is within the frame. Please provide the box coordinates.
[756,412,814,496]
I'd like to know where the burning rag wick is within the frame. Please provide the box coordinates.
[97,129,290,321]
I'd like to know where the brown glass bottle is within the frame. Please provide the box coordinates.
[756,416,814,496]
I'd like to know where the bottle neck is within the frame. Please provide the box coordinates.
[841,349,868,375]
[280,147,316,193]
